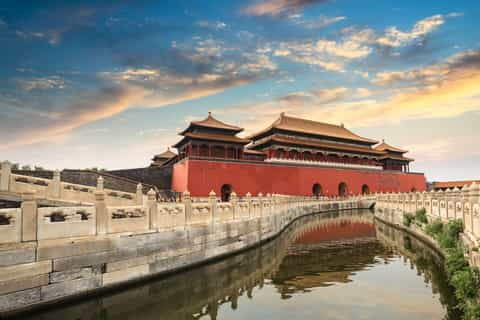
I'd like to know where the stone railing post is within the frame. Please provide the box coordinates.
[50,169,61,198]
[258,192,263,218]
[183,190,192,225]
[469,183,480,239]
[136,183,143,205]
[267,193,272,215]
[246,192,252,218]
[230,191,238,220]
[147,189,157,230]
[209,190,217,224]
[21,190,37,242]
[452,187,461,220]
[445,188,453,219]
[461,184,471,233]
[95,190,107,235]
[0,161,11,191]
[97,176,104,191]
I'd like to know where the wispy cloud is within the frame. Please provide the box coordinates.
[221,49,480,134]
[197,20,228,31]
[2,34,279,148]
[372,49,480,86]
[293,16,346,29]
[269,13,460,71]
[0,85,146,149]
[16,76,68,91]
[242,0,328,17]
[376,13,462,47]
[406,135,480,162]
[273,33,372,71]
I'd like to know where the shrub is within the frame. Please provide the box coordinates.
[445,219,464,239]
[451,269,478,302]
[439,232,458,249]
[464,302,480,320]
[426,219,444,238]
[415,208,428,224]
[445,247,469,276]
[437,220,464,249]
[403,213,414,227]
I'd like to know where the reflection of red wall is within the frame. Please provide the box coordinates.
[172,159,426,197]
[294,222,375,244]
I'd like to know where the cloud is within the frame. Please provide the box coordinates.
[273,34,372,71]
[222,49,480,135]
[274,14,462,71]
[101,37,278,108]
[0,85,146,149]
[242,0,328,17]
[405,135,480,162]
[16,76,67,91]
[217,87,349,133]
[356,88,372,97]
[2,34,278,148]
[376,14,460,47]
[372,49,480,86]
[294,16,346,29]
[197,20,228,31]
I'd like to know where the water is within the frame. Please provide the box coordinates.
[13,210,460,320]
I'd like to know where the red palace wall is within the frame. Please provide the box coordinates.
[172,159,426,197]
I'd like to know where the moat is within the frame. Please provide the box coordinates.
[12,210,460,320]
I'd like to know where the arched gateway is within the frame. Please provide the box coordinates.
[338,182,348,197]
[221,184,232,202]
[312,183,322,198]
[362,184,370,195]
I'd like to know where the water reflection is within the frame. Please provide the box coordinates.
[13,210,459,320]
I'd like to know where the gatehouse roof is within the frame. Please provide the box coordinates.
[248,113,378,145]
[179,112,243,135]
[374,140,408,153]
[153,148,177,160]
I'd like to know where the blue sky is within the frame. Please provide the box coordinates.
[0,0,479,182]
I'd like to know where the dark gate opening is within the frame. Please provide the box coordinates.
[362,184,370,195]
[221,184,232,202]
[338,182,347,197]
[312,183,322,198]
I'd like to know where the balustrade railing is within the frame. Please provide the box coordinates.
[0,161,141,206]
[0,182,364,245]
[373,182,480,245]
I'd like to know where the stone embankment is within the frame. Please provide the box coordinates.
[0,169,374,316]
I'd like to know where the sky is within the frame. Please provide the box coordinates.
[0,0,479,182]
